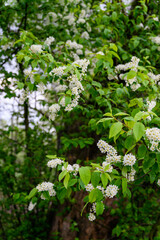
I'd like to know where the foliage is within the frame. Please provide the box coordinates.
[0,0,160,239]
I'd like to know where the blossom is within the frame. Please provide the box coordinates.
[36,182,56,196]
[62,164,74,172]
[81,31,89,40]
[123,153,136,166]
[97,140,117,156]
[85,184,94,192]
[30,44,43,54]
[157,179,160,186]
[105,185,118,198]
[50,66,66,77]
[44,36,55,46]
[47,158,63,168]
[88,212,96,221]
[28,201,37,211]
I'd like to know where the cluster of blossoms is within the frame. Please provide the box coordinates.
[148,72,160,85]
[145,128,160,151]
[127,168,136,182]
[146,100,156,120]
[1,41,13,50]
[30,44,43,54]
[123,153,136,167]
[47,59,90,119]
[36,182,56,198]
[105,185,119,198]
[115,56,141,91]
[150,36,160,45]
[157,179,160,186]
[97,140,121,164]
[24,69,34,84]
[88,202,104,222]
[61,163,80,176]
[28,201,37,211]
[47,158,64,168]
[44,36,55,46]
[49,103,60,121]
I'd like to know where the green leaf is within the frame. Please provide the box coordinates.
[63,173,70,189]
[122,178,127,196]
[91,172,101,187]
[109,122,123,139]
[133,122,145,142]
[46,155,57,159]
[89,189,103,203]
[97,118,113,124]
[28,188,37,199]
[79,167,91,186]
[112,11,117,21]
[110,43,117,52]
[125,135,136,150]
[103,112,113,117]
[101,173,108,188]
[65,96,71,105]
[96,202,104,216]
[138,145,147,159]
[127,70,136,80]
[59,170,67,181]
[68,179,77,187]
[114,112,129,117]
[17,82,24,89]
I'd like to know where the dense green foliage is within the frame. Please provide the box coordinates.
[0,0,160,239]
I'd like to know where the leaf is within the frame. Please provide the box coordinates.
[109,122,123,139]
[79,167,91,186]
[133,122,145,142]
[122,178,127,196]
[91,172,101,187]
[17,82,24,89]
[96,202,104,216]
[65,96,71,106]
[92,81,102,88]
[114,112,129,117]
[46,155,57,159]
[125,135,136,150]
[63,173,70,189]
[103,112,113,117]
[110,43,117,52]
[28,188,37,199]
[89,189,103,203]
[127,70,136,80]
[101,173,108,188]
[68,179,77,187]
[138,145,147,159]
[59,170,67,181]
[97,118,113,124]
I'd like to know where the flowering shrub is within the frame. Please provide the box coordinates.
[1,0,160,238]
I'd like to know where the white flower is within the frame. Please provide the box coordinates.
[47,158,63,168]
[105,185,118,198]
[49,104,60,113]
[30,44,43,54]
[72,59,90,73]
[123,153,136,166]
[102,162,113,173]
[97,140,117,156]
[28,201,37,211]
[85,184,94,192]
[88,212,96,221]
[81,31,89,40]
[36,182,54,192]
[50,66,66,77]
[62,164,74,173]
[37,82,46,93]
[157,179,160,186]
[44,36,55,46]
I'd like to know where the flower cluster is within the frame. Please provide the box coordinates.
[50,66,66,77]
[66,40,83,50]
[44,36,55,46]
[30,44,43,54]
[148,72,160,85]
[105,185,119,198]
[115,56,141,91]
[97,140,121,164]
[49,103,60,121]
[24,69,34,84]
[47,158,63,168]
[85,184,94,192]
[127,168,136,182]
[145,128,160,151]
[157,179,160,186]
[28,201,37,211]
[123,153,136,166]
[36,182,56,197]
